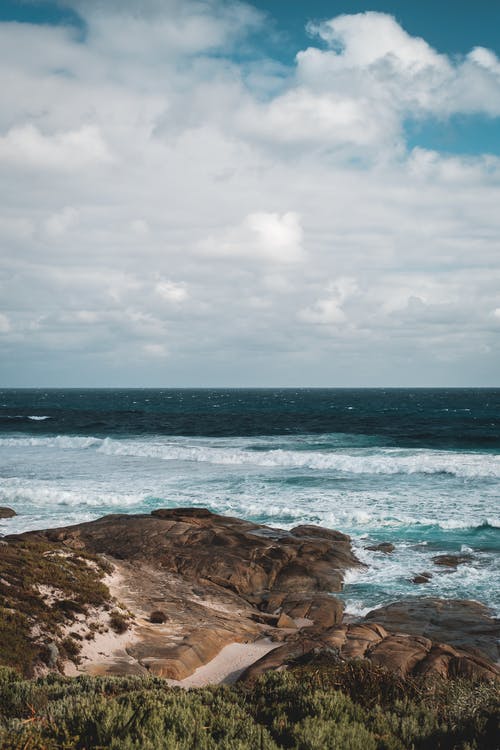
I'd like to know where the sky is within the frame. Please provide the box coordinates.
[0,1,499,387]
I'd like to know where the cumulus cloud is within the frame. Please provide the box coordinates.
[199,212,304,264]
[299,278,358,326]
[0,125,112,168]
[306,12,443,71]
[0,4,499,385]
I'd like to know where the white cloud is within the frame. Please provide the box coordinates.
[306,12,444,72]
[0,314,11,334]
[468,47,500,73]
[43,207,79,238]
[155,279,188,303]
[0,4,499,385]
[299,278,358,326]
[0,125,111,168]
[199,212,304,264]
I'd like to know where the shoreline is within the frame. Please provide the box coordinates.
[0,507,496,685]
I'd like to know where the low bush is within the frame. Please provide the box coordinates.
[0,657,497,749]
[108,612,129,634]
[0,539,113,676]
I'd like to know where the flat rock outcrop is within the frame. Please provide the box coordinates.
[31,509,360,602]
[11,509,359,679]
[5,511,499,684]
[241,620,499,683]
[364,597,500,663]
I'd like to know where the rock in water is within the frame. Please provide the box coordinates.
[432,554,473,567]
[0,507,17,519]
[364,542,395,553]
[411,572,433,584]
[364,597,500,663]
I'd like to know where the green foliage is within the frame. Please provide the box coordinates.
[0,659,497,750]
[0,539,112,676]
[108,611,129,634]
[0,609,38,675]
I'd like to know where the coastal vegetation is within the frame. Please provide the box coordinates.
[0,511,498,748]
[0,656,498,749]
[0,538,116,675]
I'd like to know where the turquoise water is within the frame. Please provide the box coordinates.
[1,388,499,615]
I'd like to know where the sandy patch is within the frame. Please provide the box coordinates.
[64,566,141,676]
[65,623,140,676]
[168,639,280,688]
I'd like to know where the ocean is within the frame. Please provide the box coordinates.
[1,388,499,616]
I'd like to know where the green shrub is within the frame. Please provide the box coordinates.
[108,611,129,634]
[0,660,498,749]
[0,540,112,676]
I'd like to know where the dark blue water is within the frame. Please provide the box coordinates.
[1,388,499,447]
[1,388,499,614]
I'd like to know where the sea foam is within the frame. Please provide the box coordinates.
[2,434,500,478]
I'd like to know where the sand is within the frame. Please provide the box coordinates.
[64,568,141,677]
[169,639,280,688]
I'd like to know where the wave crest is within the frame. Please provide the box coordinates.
[1,434,500,478]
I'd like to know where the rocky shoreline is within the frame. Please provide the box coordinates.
[1,507,498,683]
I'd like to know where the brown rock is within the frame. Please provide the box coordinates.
[0,507,16,519]
[364,542,395,553]
[241,639,320,682]
[24,509,361,602]
[150,610,168,624]
[412,572,433,584]
[11,511,498,686]
[137,627,235,679]
[432,554,473,567]
[12,509,360,680]
[364,597,500,663]
[291,525,350,543]
[240,620,499,683]
[277,612,297,629]
[276,593,344,630]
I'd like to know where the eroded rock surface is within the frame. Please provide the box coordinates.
[6,511,499,684]
[13,509,359,679]
[33,509,360,601]
[242,619,499,683]
[364,598,500,663]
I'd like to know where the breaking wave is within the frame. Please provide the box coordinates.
[2,434,500,478]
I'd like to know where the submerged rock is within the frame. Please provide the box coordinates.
[364,542,395,554]
[0,507,17,519]
[432,554,473,567]
[412,572,433,584]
